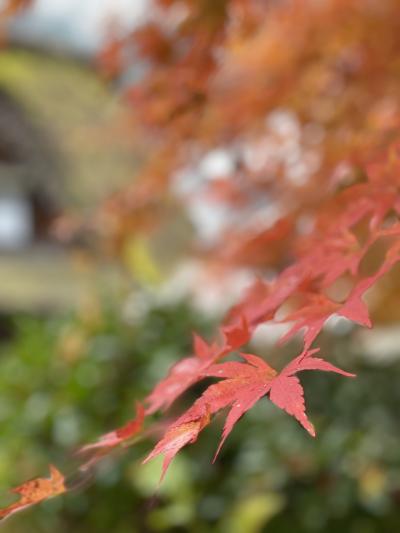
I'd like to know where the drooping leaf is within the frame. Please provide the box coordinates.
[0,465,66,521]
[269,349,355,436]
[77,403,145,470]
[145,317,250,414]
[221,315,251,350]
[146,349,354,478]
[278,293,339,349]
[145,334,221,414]
[79,402,145,454]
[143,409,211,482]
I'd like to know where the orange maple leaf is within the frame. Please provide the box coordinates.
[0,465,66,521]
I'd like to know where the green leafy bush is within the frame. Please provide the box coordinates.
[1,301,400,532]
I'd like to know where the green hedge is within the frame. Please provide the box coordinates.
[0,300,399,532]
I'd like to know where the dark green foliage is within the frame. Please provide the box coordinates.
[0,302,399,532]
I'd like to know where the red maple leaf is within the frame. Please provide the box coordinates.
[77,403,145,470]
[339,237,400,327]
[145,349,354,478]
[226,188,400,338]
[268,350,355,437]
[278,293,340,350]
[143,408,211,482]
[145,317,251,414]
[277,288,373,350]
[225,278,273,328]
[144,333,221,414]
[281,225,400,346]
[79,402,145,454]
[220,315,251,350]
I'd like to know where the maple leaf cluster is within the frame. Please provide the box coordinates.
[99,0,400,261]
[138,146,400,479]
[4,0,400,520]
[90,0,400,492]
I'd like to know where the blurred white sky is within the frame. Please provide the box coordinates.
[8,0,147,54]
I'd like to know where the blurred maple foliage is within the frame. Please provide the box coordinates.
[4,0,400,518]
[0,0,30,18]
[87,0,400,482]
[98,0,400,267]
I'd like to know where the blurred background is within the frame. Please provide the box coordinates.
[1,1,400,532]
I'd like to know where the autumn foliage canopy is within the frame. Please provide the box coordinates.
[3,0,400,519]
